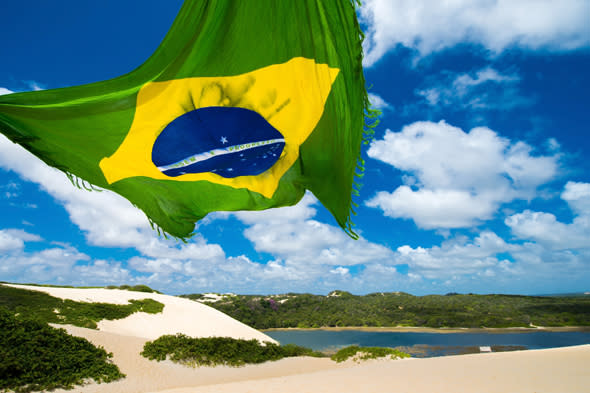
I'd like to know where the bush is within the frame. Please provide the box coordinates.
[141,334,322,367]
[331,345,410,363]
[0,307,124,392]
[106,284,161,294]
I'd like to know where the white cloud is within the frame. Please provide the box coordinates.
[359,0,590,65]
[385,229,589,293]
[367,187,499,229]
[395,231,515,280]
[561,181,590,215]
[546,138,561,152]
[0,229,41,252]
[506,182,590,250]
[330,266,350,276]
[0,87,14,96]
[368,93,393,111]
[235,193,394,267]
[0,231,26,252]
[415,67,530,111]
[25,81,44,91]
[0,240,92,284]
[366,121,559,229]
[506,210,589,249]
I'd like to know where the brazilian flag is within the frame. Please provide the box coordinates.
[0,1,373,239]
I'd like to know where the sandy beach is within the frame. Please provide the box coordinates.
[6,284,590,393]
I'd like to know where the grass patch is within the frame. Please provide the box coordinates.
[0,307,124,392]
[331,345,410,363]
[141,334,322,367]
[0,284,164,329]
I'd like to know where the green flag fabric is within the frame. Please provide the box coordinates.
[0,0,373,239]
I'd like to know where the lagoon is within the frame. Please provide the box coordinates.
[265,329,590,357]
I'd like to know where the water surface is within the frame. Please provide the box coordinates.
[266,329,590,357]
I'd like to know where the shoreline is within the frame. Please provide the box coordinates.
[262,325,590,333]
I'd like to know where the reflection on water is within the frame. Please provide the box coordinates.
[394,344,527,358]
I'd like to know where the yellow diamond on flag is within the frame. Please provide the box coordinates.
[100,57,339,198]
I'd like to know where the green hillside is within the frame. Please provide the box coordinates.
[181,291,590,329]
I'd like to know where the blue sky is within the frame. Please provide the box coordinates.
[1,1,589,295]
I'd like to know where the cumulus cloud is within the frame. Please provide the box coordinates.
[561,181,590,215]
[0,229,42,253]
[368,93,393,111]
[505,182,590,250]
[0,237,95,285]
[394,231,517,280]
[366,121,559,229]
[380,228,589,293]
[235,193,395,267]
[0,231,26,252]
[0,87,14,96]
[359,0,590,65]
[415,67,531,112]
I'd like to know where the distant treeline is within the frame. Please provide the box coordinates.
[181,291,590,329]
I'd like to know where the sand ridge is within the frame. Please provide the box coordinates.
[4,283,276,343]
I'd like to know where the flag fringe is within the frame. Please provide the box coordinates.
[66,172,190,242]
[66,172,103,192]
[344,0,381,240]
[147,216,189,243]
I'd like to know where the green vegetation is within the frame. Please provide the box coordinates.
[104,284,162,293]
[141,334,322,367]
[181,291,590,329]
[0,308,124,392]
[0,284,164,329]
[331,345,410,363]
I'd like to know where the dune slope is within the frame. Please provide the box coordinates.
[4,283,276,343]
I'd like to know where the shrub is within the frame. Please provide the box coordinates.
[331,345,410,363]
[0,307,124,392]
[107,284,161,293]
[141,334,322,367]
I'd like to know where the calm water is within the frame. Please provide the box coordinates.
[265,329,590,357]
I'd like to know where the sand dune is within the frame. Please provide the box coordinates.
[5,283,275,343]
[6,284,590,393]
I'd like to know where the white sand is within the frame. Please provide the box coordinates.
[6,284,590,393]
[148,345,590,393]
[4,283,275,343]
